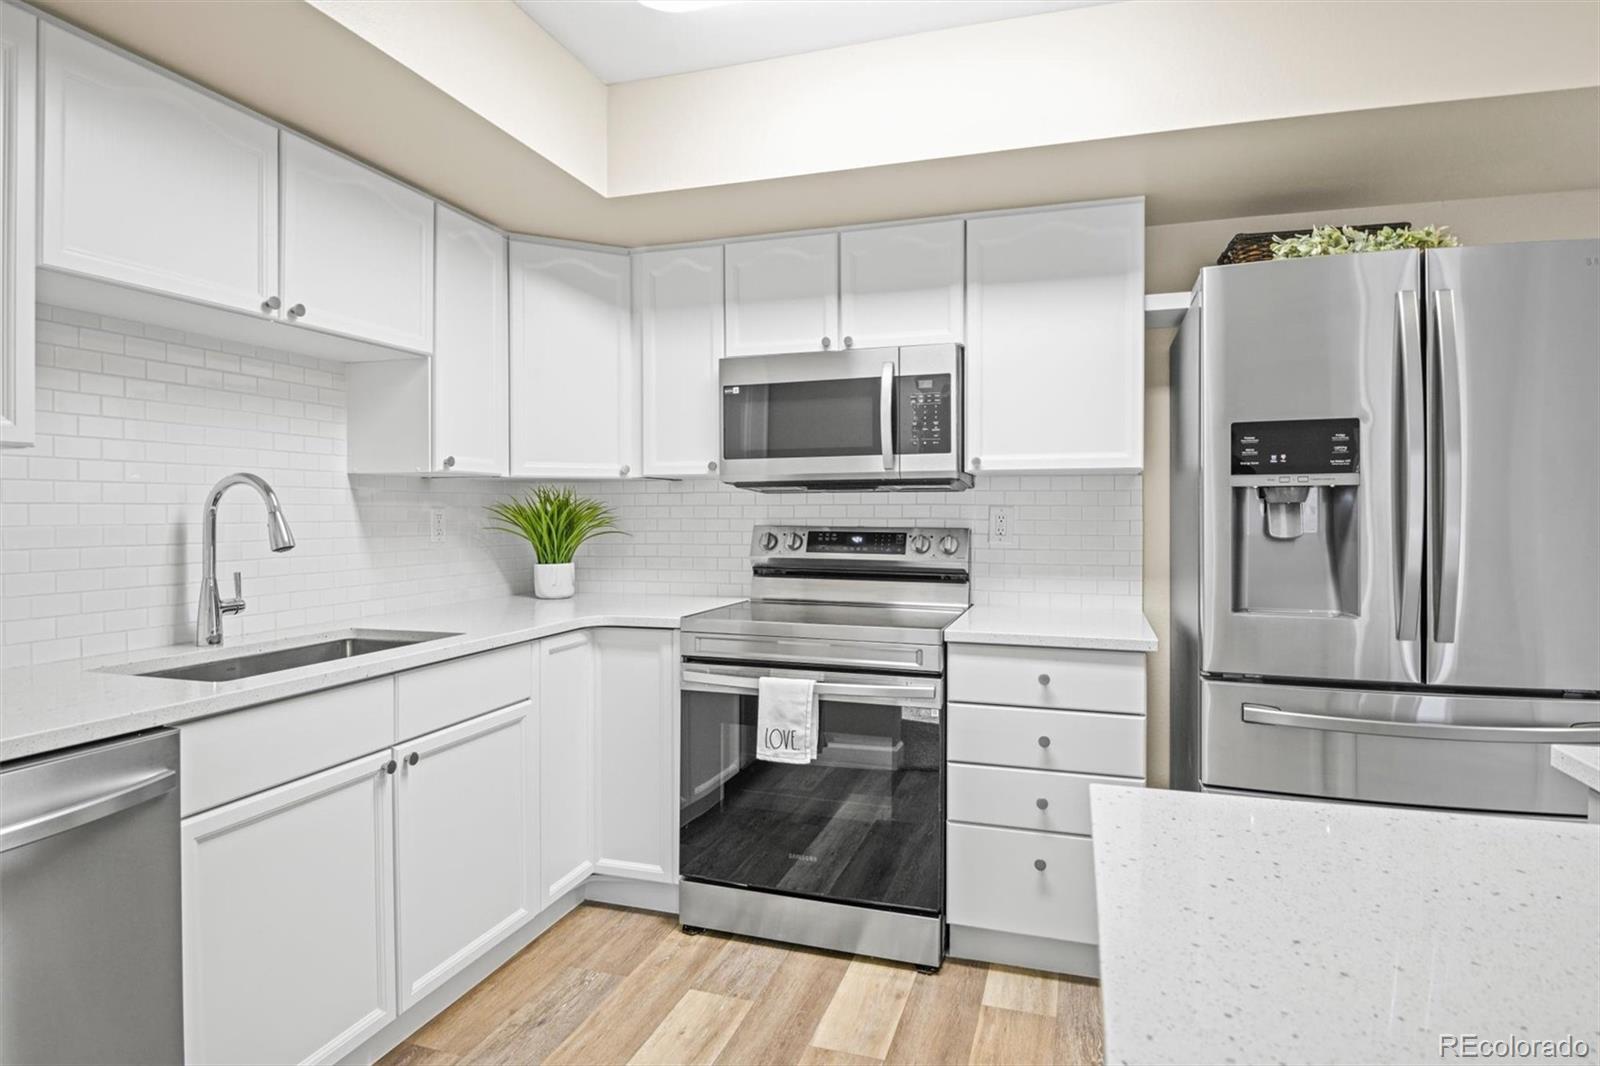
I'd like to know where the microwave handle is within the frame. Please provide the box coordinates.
[880,362,895,471]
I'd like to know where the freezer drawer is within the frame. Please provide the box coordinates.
[1200,679,1599,816]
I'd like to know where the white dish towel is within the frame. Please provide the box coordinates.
[756,676,818,764]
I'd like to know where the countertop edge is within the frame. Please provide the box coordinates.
[941,628,1158,652]
[1552,744,1600,793]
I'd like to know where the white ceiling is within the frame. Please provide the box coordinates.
[514,0,1109,84]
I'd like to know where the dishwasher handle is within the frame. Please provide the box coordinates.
[1,769,177,852]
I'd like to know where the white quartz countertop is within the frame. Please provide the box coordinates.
[1090,786,1600,1066]
[942,603,1157,652]
[0,592,740,762]
[1552,745,1600,793]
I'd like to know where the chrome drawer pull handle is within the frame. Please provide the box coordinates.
[1037,735,1051,748]
[1037,673,1051,686]
[1036,797,1049,810]
[1034,859,1047,872]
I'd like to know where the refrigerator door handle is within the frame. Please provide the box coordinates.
[1431,289,1464,644]
[1242,703,1600,743]
[1395,290,1424,642]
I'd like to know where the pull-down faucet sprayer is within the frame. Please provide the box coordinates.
[196,473,295,647]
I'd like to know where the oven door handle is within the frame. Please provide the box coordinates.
[681,669,939,704]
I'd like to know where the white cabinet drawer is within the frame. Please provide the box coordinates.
[947,823,1098,944]
[949,645,1145,714]
[948,703,1144,777]
[949,763,1139,836]
[396,643,534,741]
[179,679,395,816]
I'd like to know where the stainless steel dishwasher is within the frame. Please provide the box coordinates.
[0,729,183,1064]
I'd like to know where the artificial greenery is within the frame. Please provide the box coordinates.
[486,486,624,564]
[1270,224,1460,259]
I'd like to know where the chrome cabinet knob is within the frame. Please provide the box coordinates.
[1037,735,1051,748]
[1034,859,1047,872]
[384,759,397,775]
[442,455,456,469]
[759,531,779,551]
[287,303,306,319]
[619,464,630,476]
[407,752,419,767]
[939,535,959,555]
[821,336,832,350]
[843,336,854,349]
[911,534,932,554]
[1038,673,1051,686]
[785,532,804,551]
[261,296,281,313]
[1036,797,1049,810]
[707,460,717,472]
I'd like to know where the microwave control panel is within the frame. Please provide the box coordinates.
[1230,417,1361,487]
[896,373,953,455]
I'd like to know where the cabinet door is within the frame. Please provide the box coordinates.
[509,241,638,478]
[724,232,839,357]
[39,24,277,315]
[638,245,724,478]
[181,750,396,1066]
[538,631,596,904]
[965,201,1144,474]
[840,220,964,348]
[281,133,433,353]
[594,629,677,882]
[433,206,508,474]
[395,702,537,1011]
[0,4,36,447]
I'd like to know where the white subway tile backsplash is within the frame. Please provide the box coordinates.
[2,305,1141,668]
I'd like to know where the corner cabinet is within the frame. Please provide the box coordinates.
[637,245,724,478]
[965,199,1144,474]
[0,2,36,447]
[510,241,639,479]
[280,133,434,354]
[724,232,839,356]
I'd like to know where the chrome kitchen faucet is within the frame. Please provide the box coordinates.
[195,473,295,646]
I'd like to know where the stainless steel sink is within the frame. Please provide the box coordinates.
[128,630,457,683]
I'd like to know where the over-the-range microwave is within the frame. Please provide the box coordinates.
[719,343,972,492]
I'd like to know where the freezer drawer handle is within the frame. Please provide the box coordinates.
[1242,703,1600,744]
[0,769,176,852]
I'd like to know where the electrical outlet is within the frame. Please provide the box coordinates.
[428,508,446,545]
[989,505,1014,545]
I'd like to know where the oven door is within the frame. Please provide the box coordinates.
[679,663,944,915]
[720,348,901,484]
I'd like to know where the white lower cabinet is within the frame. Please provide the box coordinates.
[594,629,677,882]
[538,631,597,903]
[948,824,1099,944]
[181,750,397,1066]
[395,702,538,1011]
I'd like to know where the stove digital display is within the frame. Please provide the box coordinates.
[807,530,906,554]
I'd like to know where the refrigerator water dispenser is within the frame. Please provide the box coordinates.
[1230,418,1361,616]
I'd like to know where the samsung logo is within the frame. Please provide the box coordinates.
[787,853,818,863]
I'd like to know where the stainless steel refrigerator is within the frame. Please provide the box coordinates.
[1170,240,1600,817]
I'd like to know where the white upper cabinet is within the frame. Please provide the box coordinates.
[637,245,724,478]
[840,220,964,348]
[509,241,638,479]
[280,133,433,353]
[39,24,278,316]
[433,206,508,474]
[394,702,537,1012]
[1,3,36,448]
[724,232,839,356]
[965,200,1144,474]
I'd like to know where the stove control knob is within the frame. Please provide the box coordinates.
[759,531,779,552]
[785,532,805,552]
[911,534,932,554]
[938,534,960,556]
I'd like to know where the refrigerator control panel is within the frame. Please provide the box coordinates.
[1230,418,1360,486]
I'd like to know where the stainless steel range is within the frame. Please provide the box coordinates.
[678,525,971,968]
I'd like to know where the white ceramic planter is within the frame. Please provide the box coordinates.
[533,562,576,599]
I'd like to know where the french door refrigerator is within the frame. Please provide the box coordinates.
[1171,240,1600,816]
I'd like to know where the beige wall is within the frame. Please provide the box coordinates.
[1138,188,1600,787]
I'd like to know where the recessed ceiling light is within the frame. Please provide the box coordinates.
[637,0,742,12]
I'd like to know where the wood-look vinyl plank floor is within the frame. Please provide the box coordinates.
[380,902,1106,1066]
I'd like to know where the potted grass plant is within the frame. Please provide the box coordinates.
[486,486,624,599]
